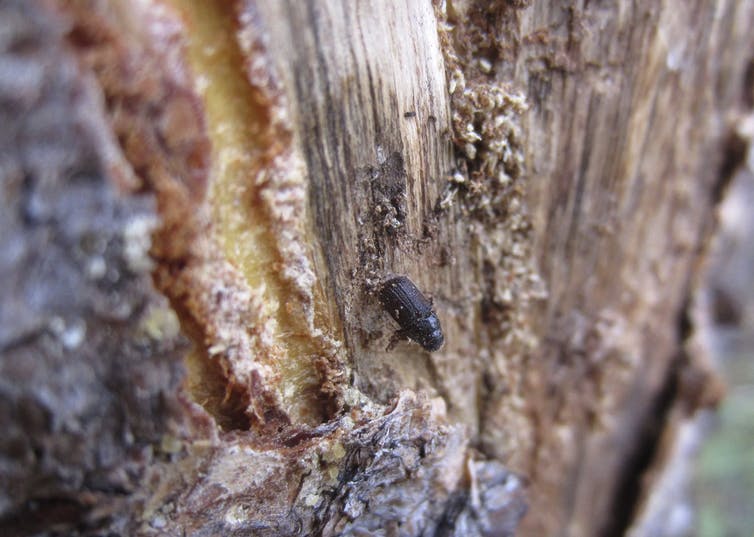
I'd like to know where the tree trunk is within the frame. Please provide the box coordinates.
[1,0,751,535]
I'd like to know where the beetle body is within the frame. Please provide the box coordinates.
[379,276,444,351]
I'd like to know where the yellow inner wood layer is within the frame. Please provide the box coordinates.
[169,0,323,426]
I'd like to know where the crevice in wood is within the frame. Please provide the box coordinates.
[597,304,690,537]
[743,56,754,108]
[713,129,749,206]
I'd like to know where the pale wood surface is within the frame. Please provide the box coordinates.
[254,2,754,533]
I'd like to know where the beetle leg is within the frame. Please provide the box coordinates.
[386,329,409,351]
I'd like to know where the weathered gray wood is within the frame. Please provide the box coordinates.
[255,1,754,533]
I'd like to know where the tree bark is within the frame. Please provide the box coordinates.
[1,0,752,536]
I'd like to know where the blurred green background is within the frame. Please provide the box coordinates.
[694,161,754,537]
[696,330,754,537]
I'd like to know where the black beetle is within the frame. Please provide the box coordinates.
[379,276,444,351]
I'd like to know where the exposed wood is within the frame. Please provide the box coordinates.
[1,0,752,536]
